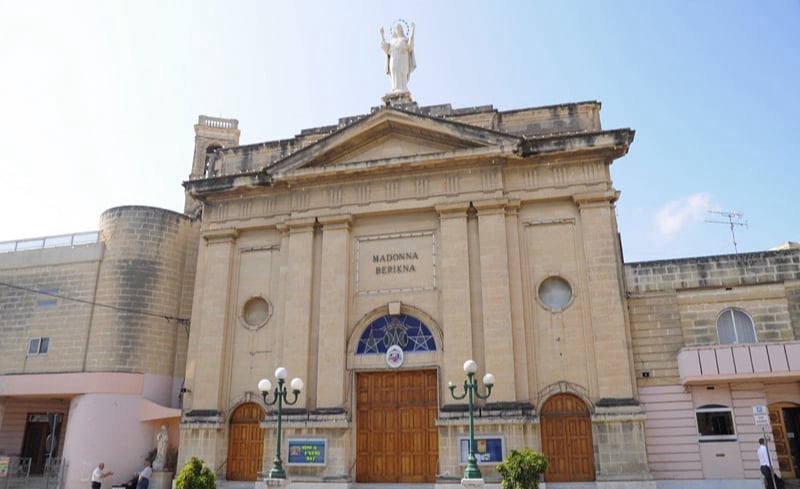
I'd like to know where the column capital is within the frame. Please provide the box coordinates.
[318,214,352,230]
[473,198,509,216]
[202,228,238,243]
[573,190,620,207]
[435,202,471,218]
[279,218,317,234]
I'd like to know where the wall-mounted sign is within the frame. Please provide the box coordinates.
[287,438,326,466]
[355,232,436,294]
[458,436,504,465]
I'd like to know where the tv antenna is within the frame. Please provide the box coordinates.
[705,210,748,253]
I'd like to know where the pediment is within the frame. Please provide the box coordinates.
[268,107,521,174]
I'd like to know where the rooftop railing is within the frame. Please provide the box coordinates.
[199,115,239,130]
[0,231,100,253]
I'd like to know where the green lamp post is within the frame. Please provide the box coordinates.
[258,367,303,479]
[448,359,495,479]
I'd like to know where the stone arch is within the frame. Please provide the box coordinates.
[536,381,594,414]
[346,303,443,370]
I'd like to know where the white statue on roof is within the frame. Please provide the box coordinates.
[380,20,416,101]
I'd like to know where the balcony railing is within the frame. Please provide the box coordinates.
[0,231,99,253]
[678,341,800,384]
[198,115,238,130]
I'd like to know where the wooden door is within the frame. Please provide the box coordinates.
[541,394,594,482]
[769,403,800,479]
[227,403,265,481]
[356,370,439,483]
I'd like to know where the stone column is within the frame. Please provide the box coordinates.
[574,190,635,400]
[505,201,529,400]
[475,200,515,402]
[436,204,474,392]
[316,215,351,408]
[192,229,237,410]
[281,219,316,405]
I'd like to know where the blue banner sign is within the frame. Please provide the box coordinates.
[459,436,504,465]
[287,438,326,466]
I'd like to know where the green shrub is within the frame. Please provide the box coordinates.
[496,448,549,489]
[174,457,216,489]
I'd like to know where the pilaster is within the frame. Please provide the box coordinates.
[574,191,635,399]
[475,199,516,402]
[436,203,475,393]
[281,218,316,407]
[316,215,352,408]
[192,229,237,410]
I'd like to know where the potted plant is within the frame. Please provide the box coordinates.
[174,457,216,489]
[496,448,549,489]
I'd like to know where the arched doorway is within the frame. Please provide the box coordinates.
[227,403,264,481]
[541,393,594,482]
[769,402,800,479]
[353,313,440,483]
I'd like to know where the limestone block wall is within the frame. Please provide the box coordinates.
[626,249,800,386]
[85,206,197,376]
[0,243,103,374]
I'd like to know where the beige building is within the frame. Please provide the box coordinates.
[2,98,798,489]
[0,207,197,489]
[179,101,650,486]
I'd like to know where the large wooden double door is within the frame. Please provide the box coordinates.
[541,393,595,482]
[227,403,265,481]
[356,370,439,482]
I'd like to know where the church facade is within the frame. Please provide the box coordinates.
[179,101,650,485]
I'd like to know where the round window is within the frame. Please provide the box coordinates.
[538,276,573,310]
[242,297,271,329]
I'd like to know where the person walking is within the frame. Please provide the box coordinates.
[758,438,784,489]
[90,462,113,489]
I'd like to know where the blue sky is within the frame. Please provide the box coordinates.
[1,1,797,261]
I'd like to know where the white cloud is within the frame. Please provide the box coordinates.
[655,193,713,240]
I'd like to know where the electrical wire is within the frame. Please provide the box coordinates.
[0,280,190,325]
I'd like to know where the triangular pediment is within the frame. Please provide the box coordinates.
[267,106,521,175]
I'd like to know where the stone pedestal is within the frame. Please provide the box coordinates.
[254,478,288,489]
[461,478,485,489]
[149,471,173,489]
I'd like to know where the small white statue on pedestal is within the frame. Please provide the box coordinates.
[153,425,168,471]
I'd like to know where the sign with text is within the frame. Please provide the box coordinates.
[287,438,326,466]
[0,456,9,478]
[458,436,504,465]
[753,405,771,428]
[356,232,436,294]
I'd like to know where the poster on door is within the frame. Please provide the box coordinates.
[458,436,504,465]
[0,456,9,478]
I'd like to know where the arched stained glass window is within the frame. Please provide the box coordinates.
[356,314,436,354]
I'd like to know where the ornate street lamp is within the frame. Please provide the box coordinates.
[448,359,495,479]
[258,367,304,479]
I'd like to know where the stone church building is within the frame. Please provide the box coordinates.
[1,99,798,489]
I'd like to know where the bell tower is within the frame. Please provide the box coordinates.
[184,115,240,214]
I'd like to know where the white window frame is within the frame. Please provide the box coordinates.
[695,404,737,441]
[716,308,757,345]
[27,337,50,356]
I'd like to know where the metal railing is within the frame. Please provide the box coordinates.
[1,457,31,489]
[0,232,99,253]
[0,457,64,489]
